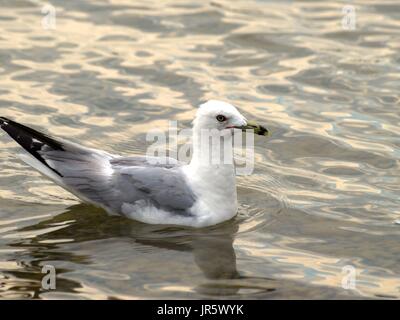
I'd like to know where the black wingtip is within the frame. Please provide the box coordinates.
[0,117,64,177]
[0,116,11,125]
[0,117,64,151]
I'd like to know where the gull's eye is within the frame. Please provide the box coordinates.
[216,114,227,122]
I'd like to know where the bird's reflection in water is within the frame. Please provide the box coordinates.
[8,204,277,298]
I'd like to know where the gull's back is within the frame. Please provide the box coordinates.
[0,117,197,222]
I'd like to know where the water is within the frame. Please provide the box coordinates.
[0,0,399,299]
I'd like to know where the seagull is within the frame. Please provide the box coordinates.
[0,100,268,227]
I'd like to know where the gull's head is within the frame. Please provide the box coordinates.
[193,100,269,136]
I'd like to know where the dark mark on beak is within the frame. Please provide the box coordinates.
[235,121,269,136]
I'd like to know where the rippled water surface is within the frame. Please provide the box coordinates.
[0,0,399,299]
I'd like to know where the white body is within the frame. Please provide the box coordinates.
[14,100,250,227]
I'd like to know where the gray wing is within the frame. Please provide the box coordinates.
[48,154,196,216]
[110,155,183,168]
[114,165,196,215]
[0,117,196,217]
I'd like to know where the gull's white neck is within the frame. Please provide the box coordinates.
[182,125,238,226]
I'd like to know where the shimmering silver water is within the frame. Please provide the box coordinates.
[0,0,399,299]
